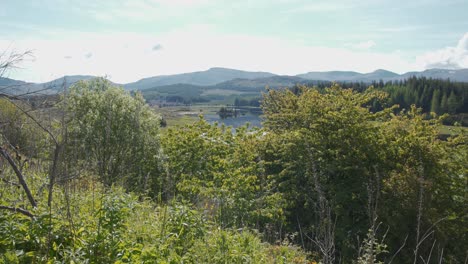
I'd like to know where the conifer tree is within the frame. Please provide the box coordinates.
[440,92,448,113]
[447,90,458,114]
[430,89,440,114]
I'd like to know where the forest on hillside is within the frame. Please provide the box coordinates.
[332,77,468,125]
[1,76,467,263]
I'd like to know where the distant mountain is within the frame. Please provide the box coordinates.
[140,75,312,102]
[0,75,115,95]
[124,67,276,90]
[42,75,97,90]
[399,68,468,82]
[0,77,27,87]
[297,69,400,82]
[1,68,467,97]
[297,69,401,82]
[297,68,468,82]
[132,68,468,88]
[141,76,309,95]
[360,69,400,81]
[0,77,34,95]
[296,71,361,81]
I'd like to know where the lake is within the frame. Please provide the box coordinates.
[203,110,262,129]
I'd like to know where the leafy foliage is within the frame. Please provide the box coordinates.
[260,85,466,262]
[64,78,162,195]
[0,179,308,263]
[162,118,285,228]
[1,79,466,263]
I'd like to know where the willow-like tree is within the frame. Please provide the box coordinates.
[64,78,162,195]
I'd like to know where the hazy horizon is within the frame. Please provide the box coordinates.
[1,0,468,83]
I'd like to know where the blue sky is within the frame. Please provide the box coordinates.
[1,0,467,83]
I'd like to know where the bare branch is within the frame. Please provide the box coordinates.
[0,49,57,99]
[0,205,34,218]
[47,143,62,207]
[438,247,444,264]
[425,239,437,264]
[0,147,37,207]
[0,50,33,78]
[1,177,20,187]
[388,234,408,264]
[6,98,58,144]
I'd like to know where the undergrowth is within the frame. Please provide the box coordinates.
[0,176,309,264]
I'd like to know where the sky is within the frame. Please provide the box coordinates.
[1,0,468,83]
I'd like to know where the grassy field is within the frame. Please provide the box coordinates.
[201,89,248,96]
[439,125,468,135]
[153,104,223,128]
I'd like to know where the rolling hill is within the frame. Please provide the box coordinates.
[399,68,468,82]
[297,68,468,82]
[124,67,276,90]
[1,68,467,97]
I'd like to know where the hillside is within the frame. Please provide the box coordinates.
[213,75,310,91]
[124,67,276,90]
[2,68,468,97]
[0,75,120,95]
[0,77,27,86]
[0,77,30,95]
[297,68,468,82]
[141,75,312,103]
[42,75,98,89]
[399,68,468,82]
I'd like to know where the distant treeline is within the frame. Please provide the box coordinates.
[318,77,468,115]
[300,77,467,125]
[233,97,261,107]
[165,95,210,104]
[240,77,468,116]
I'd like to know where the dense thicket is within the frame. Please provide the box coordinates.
[261,85,467,263]
[1,79,466,263]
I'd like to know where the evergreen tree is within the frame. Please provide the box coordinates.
[440,92,448,113]
[430,89,441,114]
[447,90,458,114]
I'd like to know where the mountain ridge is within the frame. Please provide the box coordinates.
[1,68,468,95]
[124,67,276,90]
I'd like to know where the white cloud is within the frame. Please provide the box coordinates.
[416,32,468,69]
[1,28,418,83]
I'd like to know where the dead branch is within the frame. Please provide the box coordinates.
[1,177,20,187]
[388,235,408,264]
[0,205,34,218]
[0,50,33,77]
[6,99,57,144]
[0,146,37,207]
